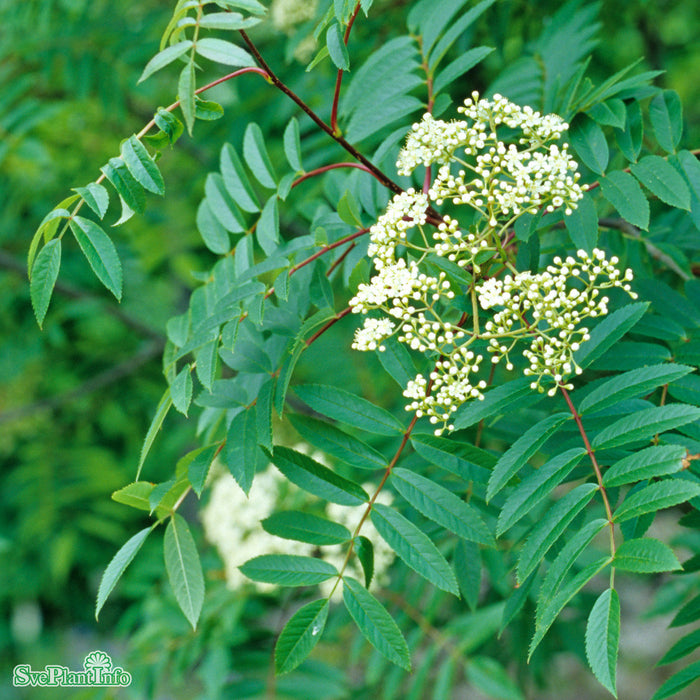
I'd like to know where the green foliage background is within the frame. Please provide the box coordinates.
[2,0,700,698]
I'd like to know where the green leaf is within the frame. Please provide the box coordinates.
[101,157,146,215]
[651,660,700,700]
[570,113,609,174]
[289,414,386,470]
[222,407,263,495]
[585,588,620,697]
[73,183,110,219]
[170,365,193,416]
[376,336,418,388]
[185,444,219,496]
[581,364,693,414]
[391,468,494,546]
[433,46,493,94]
[283,117,303,172]
[599,170,649,230]
[178,61,196,135]
[453,377,535,429]
[121,136,165,195]
[564,194,598,252]
[411,434,496,480]
[454,539,481,611]
[28,196,79,275]
[487,413,570,501]
[198,11,262,30]
[194,98,224,121]
[343,576,411,671]
[517,483,598,584]
[243,122,277,188]
[613,537,681,573]
[614,101,643,162]
[326,21,349,70]
[111,481,154,512]
[137,387,173,479]
[371,503,459,595]
[275,599,329,675]
[262,511,351,545]
[355,536,374,588]
[603,445,686,487]
[151,108,184,146]
[650,89,683,153]
[95,525,154,619]
[30,238,61,328]
[240,554,337,586]
[671,594,700,628]
[593,404,700,450]
[214,0,267,14]
[69,217,123,300]
[337,191,363,227]
[613,479,700,523]
[466,656,525,700]
[294,384,403,436]
[164,513,205,629]
[195,38,256,66]
[574,302,648,370]
[138,40,193,83]
[257,196,279,255]
[497,448,586,535]
[658,628,700,666]
[220,143,260,212]
[272,446,368,506]
[255,378,274,453]
[530,557,611,659]
[630,155,690,210]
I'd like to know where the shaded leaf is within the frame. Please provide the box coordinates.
[262,511,351,545]
[275,599,329,675]
[613,479,700,523]
[69,217,122,299]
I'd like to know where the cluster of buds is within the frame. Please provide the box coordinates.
[350,93,635,435]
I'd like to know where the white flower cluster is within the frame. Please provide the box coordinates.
[271,0,318,33]
[351,93,635,435]
[479,249,636,395]
[202,446,395,596]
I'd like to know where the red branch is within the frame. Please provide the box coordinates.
[292,163,373,189]
[305,306,353,346]
[330,2,362,134]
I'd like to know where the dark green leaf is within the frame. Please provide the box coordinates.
[69,217,122,300]
[164,513,205,629]
[355,536,374,588]
[178,62,196,135]
[257,196,279,255]
[196,200,230,254]
[262,511,351,545]
[222,407,263,495]
[603,445,686,487]
[670,594,700,628]
[466,656,525,700]
[101,157,146,214]
[613,537,681,573]
[283,117,303,172]
[137,387,173,479]
[613,479,700,523]
[658,628,700,665]
[294,384,404,436]
[220,143,260,212]
[73,183,109,219]
[453,377,535,429]
[275,599,329,675]
[564,194,598,252]
[630,155,690,210]
[343,576,411,671]
[585,588,620,697]
[243,122,277,188]
[570,113,609,174]
[185,444,219,496]
[194,98,224,121]
[599,170,649,230]
[614,101,643,162]
[121,136,165,195]
[170,365,193,416]
[272,446,368,506]
[650,89,683,153]
[240,554,337,586]
[30,238,61,328]
[326,21,349,70]
[433,46,493,94]
[371,503,459,595]
[651,660,700,700]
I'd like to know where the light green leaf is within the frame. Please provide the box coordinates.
[101,157,146,214]
[194,98,224,121]
[433,46,493,94]
[599,170,649,230]
[69,217,122,299]
[198,11,262,30]
[262,511,351,545]
[487,413,570,502]
[592,404,700,450]
[220,142,260,212]
[670,594,700,628]
[585,588,620,697]
[257,196,279,255]
[613,479,700,523]
[178,60,196,134]
[121,136,165,195]
[272,446,368,505]
[222,407,263,495]
[96,525,154,619]
[343,576,411,671]
[185,444,219,496]
[630,155,690,210]
[138,40,193,83]
[570,113,609,174]
[453,377,535,429]
[195,37,256,66]
[603,445,686,487]
[256,378,274,453]
[214,0,267,15]
[517,483,598,584]
[73,183,110,219]
[391,468,494,546]
[326,21,349,70]
[497,448,586,535]
[283,117,303,172]
[574,302,648,370]
[164,513,205,629]
[371,503,459,595]
[651,660,700,700]
[275,599,329,675]
[170,365,193,416]
[580,364,693,414]
[289,414,386,470]
[243,122,277,188]
[111,481,153,511]
[613,537,681,573]
[30,238,61,328]
[137,387,173,479]
[28,198,77,275]
[658,628,700,666]
[650,89,683,154]
[240,554,337,586]
[294,384,404,436]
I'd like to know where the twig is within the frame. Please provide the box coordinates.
[330,2,362,134]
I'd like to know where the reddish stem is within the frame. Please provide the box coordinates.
[305,306,352,346]
[289,228,369,275]
[327,242,356,277]
[330,2,362,134]
[292,163,373,189]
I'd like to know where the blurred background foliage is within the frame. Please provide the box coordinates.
[1,0,699,697]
